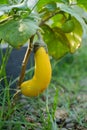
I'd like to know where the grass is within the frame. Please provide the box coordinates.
[0,45,87,130]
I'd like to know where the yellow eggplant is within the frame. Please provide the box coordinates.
[20,46,52,97]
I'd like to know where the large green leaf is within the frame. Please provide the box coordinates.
[41,17,82,59]
[41,24,69,59]
[0,17,39,48]
[57,3,87,44]
[43,9,82,53]
[51,16,82,53]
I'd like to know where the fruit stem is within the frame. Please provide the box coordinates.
[34,31,48,53]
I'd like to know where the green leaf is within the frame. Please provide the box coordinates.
[0,1,30,16]
[42,6,82,53]
[0,5,9,16]
[39,2,58,22]
[57,3,87,44]
[0,17,39,48]
[77,0,87,10]
[0,0,8,4]
[37,0,61,11]
[65,18,82,53]
[61,0,69,4]
[44,2,57,12]
[41,17,82,57]
[41,24,69,59]
[71,5,87,23]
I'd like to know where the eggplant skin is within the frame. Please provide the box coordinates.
[21,47,52,97]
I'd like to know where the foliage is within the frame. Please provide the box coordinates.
[0,17,39,48]
[0,1,87,128]
[0,0,87,59]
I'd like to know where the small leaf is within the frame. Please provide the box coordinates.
[57,3,87,44]
[44,2,57,12]
[0,0,8,4]
[61,0,69,4]
[0,2,30,15]
[41,24,69,59]
[0,17,39,48]
[77,0,87,9]
[37,0,61,11]
[65,18,82,53]
[39,2,57,23]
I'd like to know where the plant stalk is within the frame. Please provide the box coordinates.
[12,36,34,105]
[18,36,34,88]
[39,10,63,26]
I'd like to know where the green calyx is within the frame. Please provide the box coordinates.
[34,40,48,53]
[34,32,48,53]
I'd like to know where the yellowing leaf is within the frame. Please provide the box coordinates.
[41,24,69,59]
[65,33,81,53]
[65,18,82,53]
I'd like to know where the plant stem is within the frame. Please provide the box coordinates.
[17,36,34,88]
[12,36,34,106]
[39,10,63,26]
